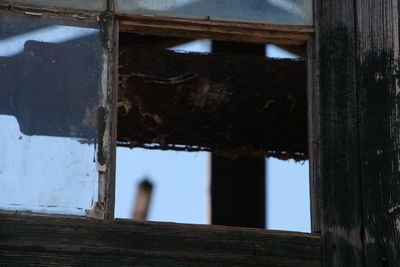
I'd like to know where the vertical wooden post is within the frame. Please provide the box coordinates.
[356,1,400,265]
[210,41,266,229]
[311,0,400,266]
[100,12,118,220]
[311,0,364,266]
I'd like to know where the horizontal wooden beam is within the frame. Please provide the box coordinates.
[117,46,307,160]
[0,213,321,266]
[118,15,314,46]
[0,2,101,19]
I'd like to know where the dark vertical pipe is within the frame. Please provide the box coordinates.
[211,156,266,228]
[210,41,266,229]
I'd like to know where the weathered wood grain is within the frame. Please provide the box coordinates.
[311,0,364,266]
[312,0,400,266]
[0,2,101,19]
[118,15,313,46]
[117,46,307,160]
[0,214,321,266]
[356,0,400,266]
[307,39,321,234]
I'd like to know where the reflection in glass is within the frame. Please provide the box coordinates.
[0,0,106,11]
[0,12,105,215]
[116,0,313,26]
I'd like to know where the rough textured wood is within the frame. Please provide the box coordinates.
[0,2,101,19]
[356,1,400,265]
[312,0,400,266]
[312,0,364,266]
[118,15,313,46]
[118,46,307,160]
[105,14,118,220]
[0,214,321,266]
[97,11,117,221]
[307,39,321,234]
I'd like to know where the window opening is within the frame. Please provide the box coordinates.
[115,33,310,230]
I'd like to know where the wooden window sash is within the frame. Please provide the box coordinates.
[0,5,117,219]
[118,14,313,46]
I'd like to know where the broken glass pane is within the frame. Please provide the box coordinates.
[0,11,107,216]
[0,0,106,11]
[116,0,313,26]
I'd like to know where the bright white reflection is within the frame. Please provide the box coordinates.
[0,25,98,57]
[266,44,299,59]
[168,39,211,53]
[0,115,98,215]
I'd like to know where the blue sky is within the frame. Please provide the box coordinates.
[115,148,310,232]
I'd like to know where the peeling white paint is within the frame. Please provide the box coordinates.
[100,55,109,106]
[97,162,107,172]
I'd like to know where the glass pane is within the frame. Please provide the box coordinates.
[0,11,107,215]
[0,0,106,11]
[116,0,313,26]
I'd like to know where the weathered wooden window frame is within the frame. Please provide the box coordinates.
[0,1,322,266]
[117,14,313,46]
[0,2,118,219]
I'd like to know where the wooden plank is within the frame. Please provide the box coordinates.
[355,0,400,265]
[118,15,313,46]
[311,0,364,266]
[0,213,321,266]
[118,46,307,160]
[86,12,117,220]
[0,2,101,18]
[307,39,321,234]
[312,0,400,266]
[106,13,119,219]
